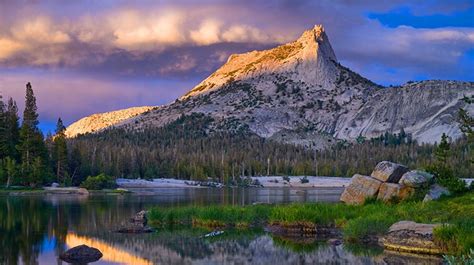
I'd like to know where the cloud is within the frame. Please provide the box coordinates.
[190,19,222,45]
[11,16,70,44]
[110,9,186,50]
[222,25,269,43]
[0,6,285,68]
[0,0,473,116]
[0,38,24,59]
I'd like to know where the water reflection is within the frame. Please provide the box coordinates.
[66,233,151,265]
[0,189,442,265]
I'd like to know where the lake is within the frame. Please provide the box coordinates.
[0,187,441,264]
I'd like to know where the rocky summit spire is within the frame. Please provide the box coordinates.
[181,24,339,99]
[296,24,337,62]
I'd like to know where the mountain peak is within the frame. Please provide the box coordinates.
[181,25,338,99]
[295,24,336,62]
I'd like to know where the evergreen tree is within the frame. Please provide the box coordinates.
[5,98,20,161]
[18,83,49,186]
[458,95,473,164]
[53,118,68,184]
[0,95,6,159]
[435,133,451,165]
[4,157,17,188]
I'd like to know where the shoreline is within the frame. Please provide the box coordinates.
[2,176,472,195]
[116,176,353,189]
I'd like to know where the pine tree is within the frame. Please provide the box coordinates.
[458,95,473,164]
[5,98,20,161]
[53,118,68,184]
[0,95,6,159]
[18,83,49,186]
[435,133,451,165]
[4,157,17,188]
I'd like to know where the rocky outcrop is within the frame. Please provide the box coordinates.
[399,170,434,188]
[371,161,409,183]
[65,106,154,138]
[60,244,103,264]
[43,187,89,195]
[340,174,382,205]
[423,184,450,202]
[381,221,443,255]
[340,161,433,204]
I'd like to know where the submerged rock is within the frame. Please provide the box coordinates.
[399,170,434,188]
[381,221,443,255]
[377,183,414,202]
[340,174,382,205]
[60,244,102,264]
[423,184,450,202]
[371,161,409,183]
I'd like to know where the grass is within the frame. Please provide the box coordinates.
[149,192,474,255]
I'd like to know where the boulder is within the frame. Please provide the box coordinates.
[371,161,409,183]
[377,183,415,202]
[380,221,443,255]
[423,184,450,202]
[60,244,102,264]
[130,210,148,225]
[116,210,153,233]
[399,170,434,188]
[51,182,60,188]
[340,174,382,205]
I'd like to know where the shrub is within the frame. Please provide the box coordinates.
[80,174,117,190]
[426,164,467,194]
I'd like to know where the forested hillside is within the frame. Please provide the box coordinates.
[0,84,472,188]
[67,113,473,184]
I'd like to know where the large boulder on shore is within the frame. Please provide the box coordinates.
[380,221,443,255]
[340,174,382,205]
[60,244,102,264]
[377,183,414,202]
[371,161,409,183]
[423,184,450,202]
[399,170,434,188]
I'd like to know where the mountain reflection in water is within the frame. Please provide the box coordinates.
[0,188,441,265]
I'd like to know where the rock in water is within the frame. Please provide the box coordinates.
[399,170,434,188]
[60,244,102,264]
[423,184,450,202]
[130,210,148,225]
[371,161,409,183]
[340,174,382,205]
[116,210,153,233]
[381,221,443,255]
[377,183,414,202]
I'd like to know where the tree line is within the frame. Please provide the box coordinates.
[0,83,472,188]
[0,83,68,187]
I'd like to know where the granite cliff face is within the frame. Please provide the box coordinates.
[66,25,474,147]
[65,106,154,137]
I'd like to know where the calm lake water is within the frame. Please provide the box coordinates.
[0,187,442,265]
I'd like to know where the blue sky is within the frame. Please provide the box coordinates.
[0,0,472,133]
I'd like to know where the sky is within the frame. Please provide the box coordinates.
[0,0,473,133]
